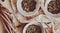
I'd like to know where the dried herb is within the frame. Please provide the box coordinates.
[26,25,42,33]
[21,0,36,12]
[48,0,60,14]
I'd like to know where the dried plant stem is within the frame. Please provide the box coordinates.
[0,14,15,31]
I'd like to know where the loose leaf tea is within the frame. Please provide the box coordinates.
[26,25,42,33]
[48,0,60,14]
[21,0,36,12]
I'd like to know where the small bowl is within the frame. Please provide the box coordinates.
[17,0,41,17]
[41,0,60,22]
[23,21,45,33]
[44,0,60,18]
